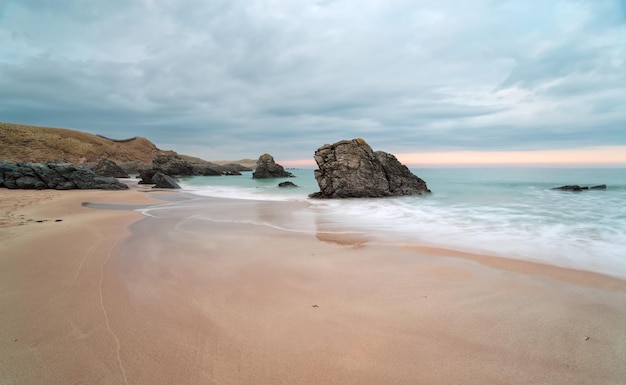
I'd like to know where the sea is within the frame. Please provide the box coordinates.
[173,167,626,279]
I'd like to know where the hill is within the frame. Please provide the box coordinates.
[0,122,175,164]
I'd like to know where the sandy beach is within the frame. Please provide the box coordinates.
[1,187,625,385]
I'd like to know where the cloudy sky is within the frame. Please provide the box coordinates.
[1,0,625,165]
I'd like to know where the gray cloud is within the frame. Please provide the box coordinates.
[1,0,625,161]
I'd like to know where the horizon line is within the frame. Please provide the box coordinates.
[280,146,626,168]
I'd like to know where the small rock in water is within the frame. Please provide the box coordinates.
[278,181,298,188]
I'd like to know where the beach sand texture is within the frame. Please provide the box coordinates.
[1,188,625,385]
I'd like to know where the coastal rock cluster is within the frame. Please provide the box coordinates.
[252,153,294,179]
[0,160,128,190]
[138,154,252,185]
[151,154,194,176]
[310,138,430,198]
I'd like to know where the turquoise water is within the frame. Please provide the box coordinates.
[176,167,626,278]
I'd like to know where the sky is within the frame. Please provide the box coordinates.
[1,0,625,166]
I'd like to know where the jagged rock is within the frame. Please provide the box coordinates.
[151,172,181,189]
[278,181,298,188]
[201,167,222,176]
[138,168,158,184]
[223,171,242,176]
[252,154,294,179]
[309,138,430,198]
[138,154,195,183]
[92,158,130,178]
[0,160,128,190]
[152,154,194,176]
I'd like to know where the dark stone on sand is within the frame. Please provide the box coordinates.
[278,181,298,188]
[252,154,294,179]
[138,168,158,184]
[92,158,130,178]
[0,160,128,190]
[309,138,430,198]
[151,172,181,189]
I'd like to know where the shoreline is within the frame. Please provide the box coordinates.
[1,188,625,384]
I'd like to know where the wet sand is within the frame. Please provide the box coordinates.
[1,188,625,384]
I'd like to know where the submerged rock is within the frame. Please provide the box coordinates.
[552,184,607,191]
[278,181,298,188]
[309,138,430,198]
[252,153,294,179]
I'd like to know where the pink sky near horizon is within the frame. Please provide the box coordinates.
[281,146,626,168]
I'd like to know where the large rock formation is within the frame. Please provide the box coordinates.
[152,154,194,176]
[92,158,130,178]
[252,154,294,179]
[309,138,430,198]
[0,160,128,190]
[138,154,193,184]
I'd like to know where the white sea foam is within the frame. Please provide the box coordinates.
[162,168,626,278]
[309,192,626,278]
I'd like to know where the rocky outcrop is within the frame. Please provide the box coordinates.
[152,154,194,176]
[151,172,181,189]
[199,167,222,176]
[92,158,130,178]
[138,154,192,184]
[137,169,181,188]
[0,160,128,190]
[552,184,607,191]
[309,138,430,198]
[139,154,252,181]
[252,154,294,179]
